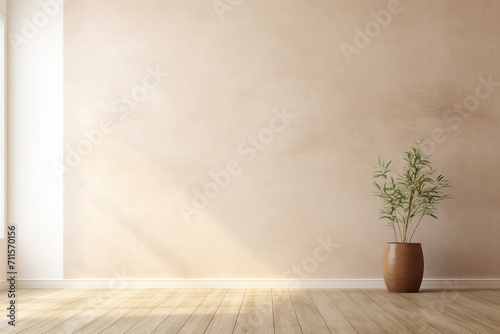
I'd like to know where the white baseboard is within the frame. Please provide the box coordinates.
[16,279,500,289]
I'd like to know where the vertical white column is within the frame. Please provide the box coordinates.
[7,0,63,279]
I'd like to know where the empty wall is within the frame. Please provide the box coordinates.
[59,0,499,280]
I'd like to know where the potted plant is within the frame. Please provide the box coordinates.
[373,139,450,292]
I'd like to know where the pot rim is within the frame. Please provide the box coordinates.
[385,242,422,245]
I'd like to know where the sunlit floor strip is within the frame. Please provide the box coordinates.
[0,288,498,333]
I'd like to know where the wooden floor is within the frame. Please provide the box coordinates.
[1,289,499,333]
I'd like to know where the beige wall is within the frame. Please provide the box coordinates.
[64,0,500,279]
[0,0,6,286]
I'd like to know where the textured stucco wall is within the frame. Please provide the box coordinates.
[64,0,500,279]
[0,0,6,285]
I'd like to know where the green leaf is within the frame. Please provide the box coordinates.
[372,138,451,241]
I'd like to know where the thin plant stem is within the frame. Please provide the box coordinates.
[403,191,414,243]
[408,215,425,243]
[395,209,406,241]
[396,221,402,242]
[372,139,450,243]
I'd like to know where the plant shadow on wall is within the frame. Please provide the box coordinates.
[372,139,451,293]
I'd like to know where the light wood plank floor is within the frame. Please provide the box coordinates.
[0,289,498,333]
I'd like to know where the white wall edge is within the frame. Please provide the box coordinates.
[16,279,500,289]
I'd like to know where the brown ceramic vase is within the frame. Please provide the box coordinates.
[382,242,424,293]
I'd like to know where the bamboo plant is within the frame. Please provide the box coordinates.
[373,139,451,243]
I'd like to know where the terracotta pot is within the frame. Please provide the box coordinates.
[382,242,424,293]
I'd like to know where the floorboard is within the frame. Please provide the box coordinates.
[367,289,443,334]
[204,289,245,334]
[177,288,227,333]
[0,288,497,333]
[272,289,301,334]
[307,289,357,334]
[124,289,193,334]
[43,289,145,334]
[324,289,385,334]
[150,288,211,333]
[342,289,414,334]
[74,289,162,334]
[233,288,273,334]
[289,289,330,334]
[395,291,475,334]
